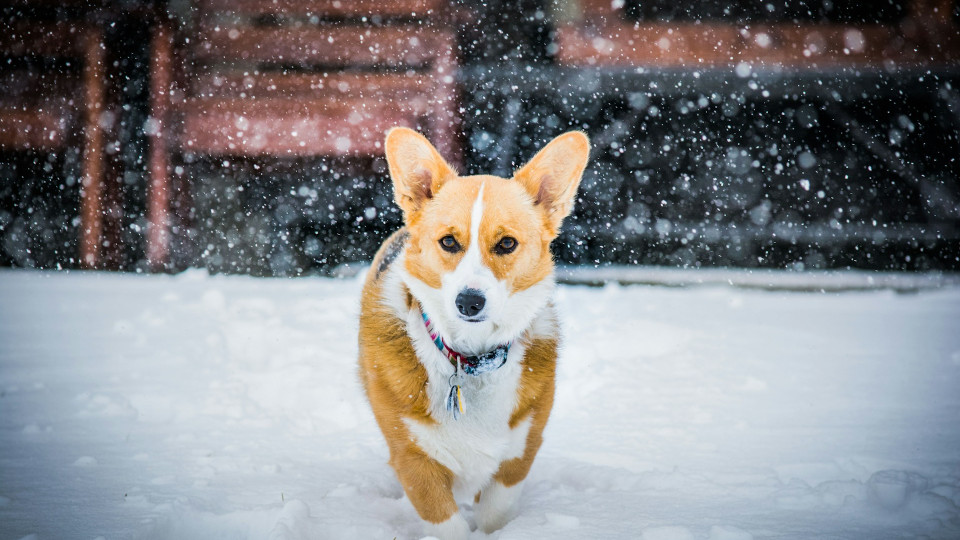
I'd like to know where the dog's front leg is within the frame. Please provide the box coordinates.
[475,479,524,534]
[390,447,469,540]
[477,402,552,533]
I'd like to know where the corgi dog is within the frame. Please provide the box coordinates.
[358,127,590,539]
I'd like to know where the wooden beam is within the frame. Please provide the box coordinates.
[188,71,429,99]
[0,22,89,57]
[177,97,421,156]
[0,106,68,151]
[147,23,173,271]
[180,96,430,115]
[909,0,956,25]
[427,31,459,164]
[79,28,104,270]
[193,25,450,67]
[556,21,960,67]
[196,0,443,17]
[559,23,741,66]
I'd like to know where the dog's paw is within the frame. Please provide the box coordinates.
[426,511,470,540]
[475,481,522,533]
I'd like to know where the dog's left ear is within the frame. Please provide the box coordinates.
[384,127,456,221]
[514,131,590,233]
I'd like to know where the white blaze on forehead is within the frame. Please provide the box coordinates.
[469,182,485,252]
[458,181,489,285]
[447,181,492,298]
[424,178,552,352]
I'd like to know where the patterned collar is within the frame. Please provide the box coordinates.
[420,309,510,376]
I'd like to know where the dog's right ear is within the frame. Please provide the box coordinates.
[384,127,456,221]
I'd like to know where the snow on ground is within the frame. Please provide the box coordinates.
[1,268,959,540]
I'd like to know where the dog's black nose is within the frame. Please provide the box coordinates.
[455,289,486,318]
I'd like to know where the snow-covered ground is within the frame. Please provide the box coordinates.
[1,269,959,540]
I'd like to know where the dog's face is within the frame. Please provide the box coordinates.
[385,128,590,353]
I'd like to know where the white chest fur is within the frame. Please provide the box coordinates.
[402,307,532,502]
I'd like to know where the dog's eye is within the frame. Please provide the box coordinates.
[494,236,518,255]
[439,235,461,253]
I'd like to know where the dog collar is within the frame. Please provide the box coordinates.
[420,308,511,421]
[420,309,511,376]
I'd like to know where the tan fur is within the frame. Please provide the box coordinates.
[385,129,456,217]
[494,336,557,487]
[359,128,589,528]
[514,131,591,235]
[403,175,557,295]
[360,229,454,521]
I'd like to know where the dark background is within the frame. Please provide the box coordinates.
[1,0,958,274]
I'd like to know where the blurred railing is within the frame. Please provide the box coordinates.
[0,0,958,273]
[462,0,960,271]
